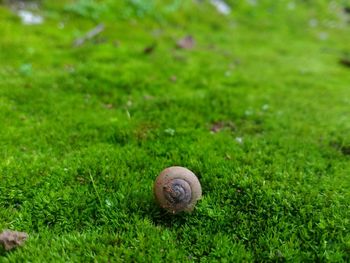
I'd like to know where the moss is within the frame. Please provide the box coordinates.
[0,0,349,261]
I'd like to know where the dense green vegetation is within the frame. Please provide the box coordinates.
[0,0,349,261]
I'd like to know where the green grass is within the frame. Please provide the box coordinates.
[0,0,350,261]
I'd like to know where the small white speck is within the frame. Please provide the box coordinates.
[164,128,175,136]
[105,199,112,207]
[319,32,328,41]
[245,109,253,116]
[18,10,43,25]
[309,19,318,28]
[262,104,269,111]
[235,137,243,144]
[325,20,337,29]
[19,63,32,75]
[287,2,296,10]
[210,0,231,15]
[328,1,338,11]
[58,22,65,29]
[246,0,257,6]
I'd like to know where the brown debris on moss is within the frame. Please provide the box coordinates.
[0,230,28,251]
[176,35,195,49]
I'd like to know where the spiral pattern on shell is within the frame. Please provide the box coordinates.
[154,166,202,214]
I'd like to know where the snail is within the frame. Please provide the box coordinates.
[154,166,202,214]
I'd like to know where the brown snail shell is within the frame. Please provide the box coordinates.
[154,166,202,214]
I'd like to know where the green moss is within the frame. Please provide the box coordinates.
[0,0,349,262]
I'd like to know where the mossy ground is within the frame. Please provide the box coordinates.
[0,0,350,262]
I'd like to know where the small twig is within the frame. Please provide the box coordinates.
[89,171,103,207]
[73,23,105,47]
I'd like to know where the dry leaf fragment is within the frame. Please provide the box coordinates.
[341,146,350,155]
[331,141,350,156]
[0,230,28,251]
[339,58,350,68]
[176,35,195,49]
[170,75,177,82]
[210,121,236,133]
[211,122,225,133]
[103,103,113,109]
[73,23,105,47]
[344,6,350,14]
[143,44,156,54]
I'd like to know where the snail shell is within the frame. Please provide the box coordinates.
[154,166,202,214]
